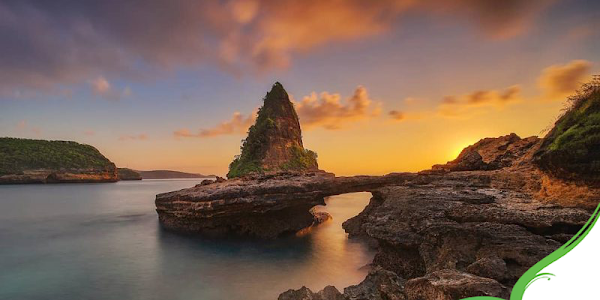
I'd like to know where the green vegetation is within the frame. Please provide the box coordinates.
[280,146,318,171]
[535,84,600,181]
[0,137,115,175]
[227,82,317,178]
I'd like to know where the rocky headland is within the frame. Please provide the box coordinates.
[0,138,119,184]
[155,83,600,299]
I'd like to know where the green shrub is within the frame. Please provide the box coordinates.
[536,86,600,181]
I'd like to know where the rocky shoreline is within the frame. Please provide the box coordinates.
[155,83,599,299]
[154,133,599,299]
[276,135,599,300]
[0,168,119,184]
[155,171,416,238]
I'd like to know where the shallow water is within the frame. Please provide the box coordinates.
[0,180,374,300]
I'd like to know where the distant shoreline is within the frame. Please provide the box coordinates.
[136,170,216,180]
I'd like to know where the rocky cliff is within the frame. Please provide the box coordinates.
[432,133,540,172]
[154,82,600,300]
[277,136,598,300]
[0,138,118,184]
[227,82,318,178]
[534,87,600,183]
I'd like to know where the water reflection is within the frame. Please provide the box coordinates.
[0,181,374,300]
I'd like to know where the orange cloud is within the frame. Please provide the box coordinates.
[294,86,380,130]
[118,134,148,141]
[537,60,592,100]
[389,110,405,121]
[176,86,380,137]
[0,0,556,95]
[438,85,522,118]
[174,112,256,138]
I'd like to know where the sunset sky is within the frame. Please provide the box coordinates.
[0,0,598,176]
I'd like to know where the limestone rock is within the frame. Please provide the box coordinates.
[278,286,344,300]
[343,267,406,300]
[432,133,540,172]
[404,269,510,300]
[155,171,415,238]
[227,82,318,178]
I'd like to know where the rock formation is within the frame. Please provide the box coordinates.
[0,138,118,184]
[275,131,599,299]
[279,165,593,299]
[534,87,600,183]
[154,82,600,299]
[155,171,415,238]
[432,133,540,172]
[227,82,318,178]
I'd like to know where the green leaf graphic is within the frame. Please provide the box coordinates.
[460,203,600,300]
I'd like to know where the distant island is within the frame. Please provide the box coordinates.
[136,170,214,179]
[0,137,118,184]
[0,138,213,184]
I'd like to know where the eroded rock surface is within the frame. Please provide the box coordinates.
[337,169,592,299]
[432,133,540,172]
[155,171,416,238]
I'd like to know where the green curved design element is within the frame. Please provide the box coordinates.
[523,273,555,291]
[460,203,600,300]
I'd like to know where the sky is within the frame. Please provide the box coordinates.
[0,0,598,176]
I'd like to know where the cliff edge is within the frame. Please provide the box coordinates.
[0,137,118,184]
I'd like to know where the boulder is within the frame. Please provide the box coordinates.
[404,270,510,300]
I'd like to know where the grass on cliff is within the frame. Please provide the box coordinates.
[279,146,318,171]
[536,85,600,181]
[227,82,317,178]
[0,138,115,175]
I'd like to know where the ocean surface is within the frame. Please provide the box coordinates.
[0,180,374,300]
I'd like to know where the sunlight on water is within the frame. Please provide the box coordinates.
[0,180,374,300]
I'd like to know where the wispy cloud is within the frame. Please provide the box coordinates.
[89,76,132,100]
[118,133,148,141]
[438,85,522,118]
[388,110,405,121]
[174,112,256,138]
[537,60,592,100]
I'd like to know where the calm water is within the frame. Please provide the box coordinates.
[0,180,374,300]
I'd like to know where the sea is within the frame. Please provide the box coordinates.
[0,179,374,300]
